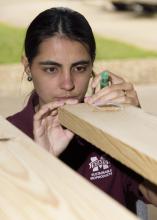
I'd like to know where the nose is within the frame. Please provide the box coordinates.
[60,72,75,91]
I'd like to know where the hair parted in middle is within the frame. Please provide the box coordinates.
[24,7,96,64]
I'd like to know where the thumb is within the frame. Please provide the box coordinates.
[109,72,124,85]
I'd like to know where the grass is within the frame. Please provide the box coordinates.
[0,23,25,64]
[96,35,157,60]
[0,23,157,64]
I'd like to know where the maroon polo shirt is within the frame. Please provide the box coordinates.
[7,93,145,213]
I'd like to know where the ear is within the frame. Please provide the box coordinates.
[21,55,30,75]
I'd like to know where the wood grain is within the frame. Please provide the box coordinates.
[58,103,157,185]
[0,116,138,220]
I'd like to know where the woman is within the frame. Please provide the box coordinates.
[7,7,157,212]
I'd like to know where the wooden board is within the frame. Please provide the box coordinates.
[0,116,139,220]
[135,85,157,116]
[58,103,157,185]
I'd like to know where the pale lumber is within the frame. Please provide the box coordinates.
[0,116,139,220]
[135,85,157,116]
[58,103,157,185]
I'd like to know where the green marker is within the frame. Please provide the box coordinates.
[100,71,109,89]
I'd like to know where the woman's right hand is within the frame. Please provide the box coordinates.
[33,99,78,156]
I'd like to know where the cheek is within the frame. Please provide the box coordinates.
[74,75,91,93]
[32,77,47,92]
[31,74,58,99]
[31,68,56,90]
[32,79,58,104]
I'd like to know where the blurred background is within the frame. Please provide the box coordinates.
[0,0,157,117]
[0,0,157,219]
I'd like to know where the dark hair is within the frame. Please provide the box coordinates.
[24,7,96,64]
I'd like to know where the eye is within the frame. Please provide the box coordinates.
[43,66,57,74]
[73,65,87,73]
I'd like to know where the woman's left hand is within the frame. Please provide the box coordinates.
[139,180,157,207]
[84,71,140,107]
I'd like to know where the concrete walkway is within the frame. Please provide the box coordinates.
[0,0,157,51]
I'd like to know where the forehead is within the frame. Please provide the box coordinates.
[36,36,91,62]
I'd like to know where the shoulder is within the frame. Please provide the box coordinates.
[6,93,38,139]
[7,110,26,128]
[7,106,34,139]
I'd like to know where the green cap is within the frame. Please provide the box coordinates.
[100,71,109,89]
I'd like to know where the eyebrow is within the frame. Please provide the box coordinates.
[71,60,90,67]
[39,61,61,67]
[39,60,91,67]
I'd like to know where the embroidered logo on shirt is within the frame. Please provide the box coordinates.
[89,156,112,181]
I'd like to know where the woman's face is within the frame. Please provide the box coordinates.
[29,36,93,106]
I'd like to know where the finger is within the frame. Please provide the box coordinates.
[34,107,50,126]
[86,80,133,105]
[93,97,129,107]
[64,129,74,139]
[91,72,109,94]
[47,115,59,130]
[33,102,64,136]
[91,74,101,90]
[50,115,60,129]
[125,89,137,98]
[108,96,133,105]
[125,91,140,107]
[110,82,133,92]
[91,70,110,89]
[64,99,79,105]
[35,101,65,122]
[94,82,132,100]
[34,118,46,137]
[86,83,126,104]
[109,89,140,106]
[91,90,125,106]
[84,73,106,102]
[50,109,58,116]
[109,72,125,85]
[47,115,61,130]
[90,70,122,95]
[34,116,47,138]
[34,108,54,134]
[91,71,126,92]
[41,101,65,111]
[139,184,150,202]
[91,90,138,107]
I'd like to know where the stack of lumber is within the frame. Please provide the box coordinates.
[1,102,157,219]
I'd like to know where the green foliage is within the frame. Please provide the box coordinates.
[95,35,157,60]
[0,23,157,64]
[0,23,25,64]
